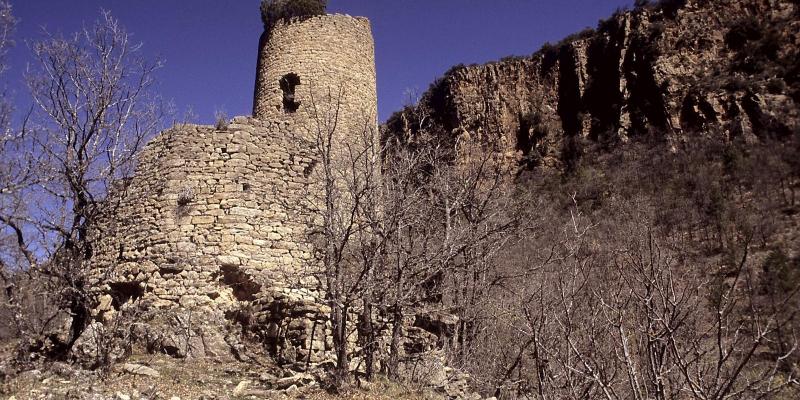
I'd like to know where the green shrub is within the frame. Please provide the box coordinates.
[437,64,464,79]
[560,27,596,45]
[260,0,327,30]
[649,21,666,38]
[724,75,749,92]
[538,42,559,74]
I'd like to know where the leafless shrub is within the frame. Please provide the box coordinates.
[214,109,229,131]
[71,300,145,376]
[176,186,194,207]
[471,195,800,399]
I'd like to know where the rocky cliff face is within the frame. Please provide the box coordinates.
[386,0,800,170]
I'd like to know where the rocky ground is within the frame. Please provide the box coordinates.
[1,353,449,400]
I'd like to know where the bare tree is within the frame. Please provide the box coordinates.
[5,10,166,354]
[491,197,800,399]
[291,86,382,385]
[0,0,22,258]
[378,103,529,385]
[0,1,29,344]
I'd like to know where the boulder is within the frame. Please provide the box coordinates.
[232,380,250,397]
[122,363,161,378]
[70,322,103,368]
[274,372,316,389]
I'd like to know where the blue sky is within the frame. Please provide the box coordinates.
[5,0,633,124]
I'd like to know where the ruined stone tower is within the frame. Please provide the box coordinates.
[86,11,378,364]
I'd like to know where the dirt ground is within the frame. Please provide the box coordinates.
[0,347,443,400]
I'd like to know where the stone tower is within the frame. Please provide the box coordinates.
[85,11,379,363]
[253,14,378,139]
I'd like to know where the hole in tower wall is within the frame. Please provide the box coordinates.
[220,264,261,302]
[108,282,145,310]
[280,73,301,113]
[303,160,317,178]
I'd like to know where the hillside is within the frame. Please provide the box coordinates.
[380,0,800,397]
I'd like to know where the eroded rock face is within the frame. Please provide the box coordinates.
[385,0,800,170]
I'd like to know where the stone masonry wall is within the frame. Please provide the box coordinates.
[253,14,378,141]
[87,117,330,356]
[249,14,381,365]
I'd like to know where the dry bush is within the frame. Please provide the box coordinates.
[214,109,229,131]
[464,195,799,399]
[441,131,800,398]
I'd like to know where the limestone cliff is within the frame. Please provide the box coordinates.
[385,0,800,170]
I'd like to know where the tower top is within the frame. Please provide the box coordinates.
[252,13,377,138]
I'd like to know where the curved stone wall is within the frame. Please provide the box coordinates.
[89,118,321,314]
[253,14,377,139]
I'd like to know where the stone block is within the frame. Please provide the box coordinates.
[217,255,241,267]
[191,216,215,225]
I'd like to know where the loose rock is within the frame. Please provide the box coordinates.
[122,363,161,378]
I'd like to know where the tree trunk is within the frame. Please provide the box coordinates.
[388,305,403,379]
[359,301,375,380]
[333,304,349,380]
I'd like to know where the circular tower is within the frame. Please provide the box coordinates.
[253,14,378,138]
